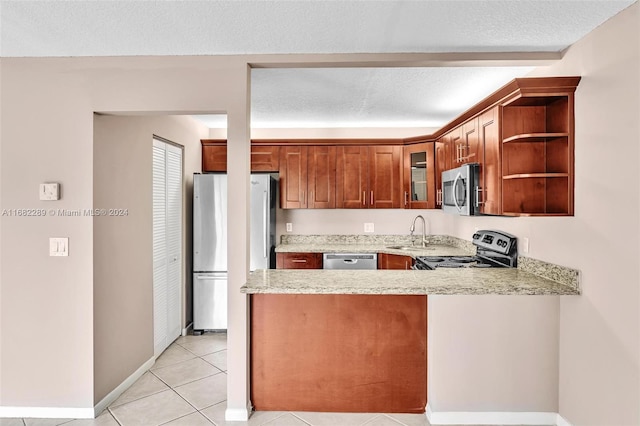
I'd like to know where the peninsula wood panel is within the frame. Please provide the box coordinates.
[251,294,427,413]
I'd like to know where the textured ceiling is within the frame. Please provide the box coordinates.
[1,0,634,128]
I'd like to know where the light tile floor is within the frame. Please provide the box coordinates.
[0,333,432,426]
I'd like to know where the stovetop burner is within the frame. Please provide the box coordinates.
[413,230,518,271]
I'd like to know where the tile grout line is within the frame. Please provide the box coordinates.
[288,412,313,425]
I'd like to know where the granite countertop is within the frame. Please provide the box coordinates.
[241,235,581,296]
[242,268,579,295]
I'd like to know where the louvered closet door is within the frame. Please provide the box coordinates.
[153,138,183,357]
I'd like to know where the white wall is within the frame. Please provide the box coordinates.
[428,296,559,413]
[93,114,208,403]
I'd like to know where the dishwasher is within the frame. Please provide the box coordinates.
[323,253,378,270]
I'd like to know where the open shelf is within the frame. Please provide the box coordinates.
[500,92,574,216]
[503,133,569,143]
[502,176,571,216]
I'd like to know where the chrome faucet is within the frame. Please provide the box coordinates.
[410,215,428,248]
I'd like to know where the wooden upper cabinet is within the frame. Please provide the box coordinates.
[307,146,336,209]
[280,145,337,209]
[462,118,481,165]
[336,146,368,209]
[478,107,501,215]
[449,126,463,166]
[202,141,280,172]
[251,146,280,172]
[202,142,227,172]
[279,146,308,209]
[500,94,574,216]
[403,142,435,209]
[335,145,401,209]
[368,146,402,208]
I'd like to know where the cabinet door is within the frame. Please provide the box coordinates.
[368,145,402,209]
[307,146,336,209]
[434,138,449,207]
[449,126,463,166]
[462,118,480,165]
[251,146,280,172]
[276,252,323,269]
[403,142,435,209]
[202,144,227,172]
[378,253,413,270]
[479,107,502,215]
[279,146,308,209]
[336,146,368,209]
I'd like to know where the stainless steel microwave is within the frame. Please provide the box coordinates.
[442,163,480,216]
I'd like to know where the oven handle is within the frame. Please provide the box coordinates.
[452,172,462,211]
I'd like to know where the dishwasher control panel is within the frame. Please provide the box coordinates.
[323,253,378,270]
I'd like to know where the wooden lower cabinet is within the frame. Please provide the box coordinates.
[276,252,322,269]
[378,253,413,270]
[250,294,427,413]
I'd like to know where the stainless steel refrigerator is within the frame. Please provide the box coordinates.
[192,173,276,332]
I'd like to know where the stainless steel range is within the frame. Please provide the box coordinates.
[414,230,518,270]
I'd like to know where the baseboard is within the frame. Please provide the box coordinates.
[0,406,94,419]
[426,403,560,425]
[182,322,193,336]
[556,413,573,426]
[93,356,156,417]
[225,400,253,421]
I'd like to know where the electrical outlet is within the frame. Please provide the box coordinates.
[286,223,293,232]
[364,223,374,233]
[518,237,530,254]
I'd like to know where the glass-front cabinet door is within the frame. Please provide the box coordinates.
[403,142,436,209]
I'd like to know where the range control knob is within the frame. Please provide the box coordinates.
[472,233,481,240]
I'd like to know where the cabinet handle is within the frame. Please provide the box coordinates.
[437,189,442,205]
[404,191,408,206]
[405,260,408,270]
[363,191,366,206]
[475,186,484,207]
[291,259,307,263]
[370,191,374,206]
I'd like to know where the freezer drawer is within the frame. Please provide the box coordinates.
[193,273,227,331]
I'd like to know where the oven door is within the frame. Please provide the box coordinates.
[441,164,479,215]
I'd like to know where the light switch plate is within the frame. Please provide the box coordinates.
[50,237,69,256]
[364,223,374,233]
[40,183,60,201]
[286,223,293,232]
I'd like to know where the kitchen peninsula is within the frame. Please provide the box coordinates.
[242,235,579,413]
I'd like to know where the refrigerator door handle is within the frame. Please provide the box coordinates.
[263,190,268,258]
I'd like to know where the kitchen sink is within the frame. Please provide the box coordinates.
[386,245,435,251]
